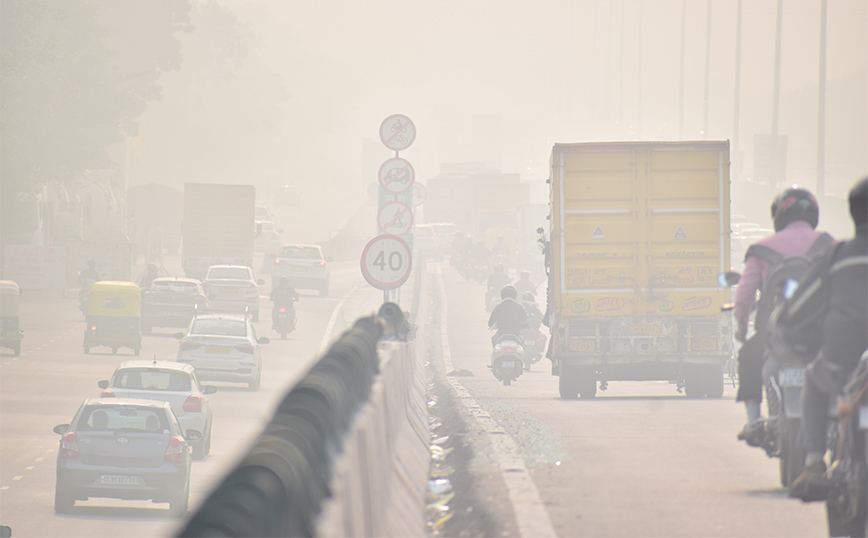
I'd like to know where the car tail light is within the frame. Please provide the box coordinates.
[274,258,281,264]
[165,436,184,463]
[183,394,202,413]
[180,340,199,351]
[278,307,286,313]
[317,261,326,267]
[101,389,116,398]
[90,325,97,331]
[235,344,254,354]
[60,432,79,459]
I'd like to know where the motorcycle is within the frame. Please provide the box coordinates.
[825,349,868,538]
[489,332,525,386]
[78,277,97,316]
[520,327,547,370]
[273,305,296,339]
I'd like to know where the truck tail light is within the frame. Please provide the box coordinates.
[61,432,79,459]
[165,436,184,463]
[183,394,202,413]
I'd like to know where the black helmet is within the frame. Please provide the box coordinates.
[279,277,289,287]
[849,176,868,232]
[770,188,819,232]
[493,264,504,273]
[522,291,535,302]
[500,285,517,300]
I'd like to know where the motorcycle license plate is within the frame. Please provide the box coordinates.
[778,368,805,388]
[500,360,515,368]
[278,314,287,319]
[859,406,868,430]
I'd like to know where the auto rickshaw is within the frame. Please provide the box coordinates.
[83,281,141,355]
[0,280,23,356]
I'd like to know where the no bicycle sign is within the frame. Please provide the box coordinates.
[379,114,416,152]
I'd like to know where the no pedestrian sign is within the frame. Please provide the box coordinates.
[379,114,416,152]
[361,234,412,290]
[377,201,414,236]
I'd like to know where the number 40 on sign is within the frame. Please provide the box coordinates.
[360,234,413,290]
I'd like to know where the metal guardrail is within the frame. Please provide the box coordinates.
[179,303,413,537]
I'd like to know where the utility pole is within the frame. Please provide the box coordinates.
[771,0,784,190]
[703,0,712,140]
[679,0,686,139]
[733,0,743,171]
[817,0,827,196]
[637,0,643,140]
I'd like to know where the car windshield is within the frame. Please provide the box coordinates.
[80,405,168,433]
[151,281,198,294]
[190,319,247,337]
[207,267,251,280]
[115,369,191,391]
[279,246,322,260]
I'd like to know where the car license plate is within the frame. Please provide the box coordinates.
[778,368,805,388]
[500,360,515,368]
[859,405,868,429]
[292,266,309,273]
[205,346,230,354]
[98,475,143,486]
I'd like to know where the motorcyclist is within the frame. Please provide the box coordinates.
[734,187,831,442]
[488,285,527,347]
[521,291,543,332]
[514,270,537,297]
[139,263,159,292]
[486,264,511,308]
[269,277,299,328]
[787,176,868,500]
[79,260,99,288]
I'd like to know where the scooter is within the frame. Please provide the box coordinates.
[520,327,547,370]
[273,305,296,339]
[489,332,525,386]
[825,349,868,538]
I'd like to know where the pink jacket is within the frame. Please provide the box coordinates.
[733,221,827,334]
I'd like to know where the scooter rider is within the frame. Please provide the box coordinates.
[787,176,868,500]
[521,291,543,332]
[139,263,159,292]
[514,270,537,298]
[486,264,511,307]
[270,277,299,328]
[488,285,527,347]
[79,260,99,287]
[734,187,830,441]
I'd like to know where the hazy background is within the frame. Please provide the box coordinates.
[3,0,867,243]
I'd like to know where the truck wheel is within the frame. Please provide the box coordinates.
[558,365,580,399]
[578,369,597,399]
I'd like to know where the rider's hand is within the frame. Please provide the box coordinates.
[735,326,747,343]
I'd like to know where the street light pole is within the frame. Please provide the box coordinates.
[816,0,827,196]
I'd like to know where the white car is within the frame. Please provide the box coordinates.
[98,361,216,459]
[203,265,263,321]
[414,224,440,260]
[175,314,268,390]
[272,244,331,296]
[254,220,282,253]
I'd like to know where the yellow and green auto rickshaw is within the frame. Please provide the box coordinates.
[83,281,141,355]
[0,280,23,356]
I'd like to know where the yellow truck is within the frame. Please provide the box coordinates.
[546,141,732,398]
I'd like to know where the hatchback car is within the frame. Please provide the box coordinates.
[98,361,216,459]
[53,398,198,516]
[203,265,263,321]
[271,244,331,296]
[175,314,268,389]
[141,278,208,334]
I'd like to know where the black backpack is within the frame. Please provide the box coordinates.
[744,232,835,337]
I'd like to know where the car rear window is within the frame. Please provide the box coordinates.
[190,319,247,337]
[115,369,191,391]
[207,267,251,280]
[80,405,168,433]
[279,246,322,260]
[152,281,199,293]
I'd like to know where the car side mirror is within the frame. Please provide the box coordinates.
[98,380,109,389]
[717,271,741,288]
[173,332,185,340]
[185,429,203,441]
[0,524,11,538]
[203,385,217,395]
[256,279,265,286]
[257,336,270,344]
[53,424,69,435]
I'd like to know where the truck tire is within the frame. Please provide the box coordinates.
[578,368,597,399]
[558,365,580,399]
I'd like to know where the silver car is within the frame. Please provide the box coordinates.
[203,265,263,321]
[98,361,216,459]
[175,314,268,390]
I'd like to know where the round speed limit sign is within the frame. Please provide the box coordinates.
[360,235,412,290]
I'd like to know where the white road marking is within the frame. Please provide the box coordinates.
[12,476,22,481]
[0,486,9,490]
[35,457,44,462]
[435,265,556,538]
[24,466,34,471]
[320,286,357,352]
